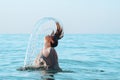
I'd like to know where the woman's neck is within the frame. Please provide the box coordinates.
[44,43,51,49]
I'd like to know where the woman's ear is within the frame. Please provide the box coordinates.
[50,36,54,43]
[50,38,54,44]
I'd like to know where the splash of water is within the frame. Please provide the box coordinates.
[24,17,62,67]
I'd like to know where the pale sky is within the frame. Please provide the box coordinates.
[0,0,120,34]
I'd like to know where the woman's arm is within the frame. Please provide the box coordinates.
[33,49,48,68]
[33,49,43,67]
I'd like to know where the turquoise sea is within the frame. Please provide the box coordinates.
[0,34,120,80]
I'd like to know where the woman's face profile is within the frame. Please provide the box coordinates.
[44,35,52,44]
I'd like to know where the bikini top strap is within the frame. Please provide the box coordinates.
[40,55,49,65]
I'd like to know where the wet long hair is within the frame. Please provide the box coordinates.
[50,22,64,47]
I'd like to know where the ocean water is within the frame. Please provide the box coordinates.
[0,34,120,80]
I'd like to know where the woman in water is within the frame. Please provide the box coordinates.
[34,22,64,71]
